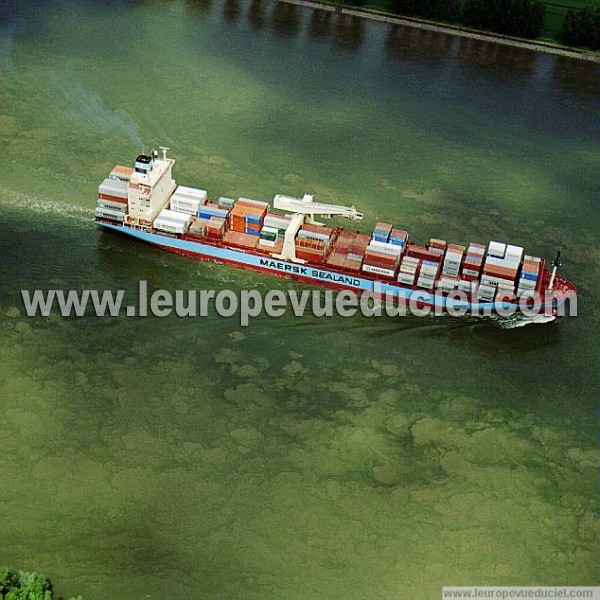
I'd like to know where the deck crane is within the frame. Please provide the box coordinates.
[273,193,364,262]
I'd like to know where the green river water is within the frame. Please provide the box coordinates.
[0,1,598,598]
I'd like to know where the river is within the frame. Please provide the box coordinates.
[0,0,598,597]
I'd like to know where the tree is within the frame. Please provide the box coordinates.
[0,568,81,600]
[559,5,600,49]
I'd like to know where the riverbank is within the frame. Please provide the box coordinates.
[279,0,600,62]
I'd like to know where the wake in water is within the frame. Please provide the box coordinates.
[0,189,95,224]
[491,313,556,328]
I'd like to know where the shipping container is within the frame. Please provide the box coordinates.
[97,199,127,212]
[99,177,128,199]
[488,241,507,258]
[362,264,396,277]
[94,207,125,223]
[109,165,134,182]
[176,186,208,201]
[217,197,235,209]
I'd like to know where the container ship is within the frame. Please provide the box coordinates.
[94,149,576,318]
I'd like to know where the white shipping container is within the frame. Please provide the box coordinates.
[485,255,520,269]
[154,219,187,234]
[397,273,416,285]
[97,199,127,212]
[443,264,461,272]
[462,268,481,277]
[401,264,418,272]
[170,203,199,216]
[264,215,291,227]
[518,279,536,290]
[505,244,524,260]
[481,278,515,291]
[362,264,396,277]
[481,273,515,285]
[467,244,485,255]
[98,178,128,199]
[368,241,403,256]
[157,208,191,223]
[176,186,208,200]
[524,255,541,263]
[477,285,496,300]
[488,241,506,258]
[458,280,473,292]
[95,207,125,222]
[261,225,280,235]
[258,238,276,247]
[172,189,206,202]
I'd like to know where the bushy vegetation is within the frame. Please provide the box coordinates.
[0,568,81,600]
[392,0,461,22]
[346,0,600,46]
[462,0,546,38]
[559,4,600,48]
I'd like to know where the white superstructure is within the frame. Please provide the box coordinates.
[126,149,177,226]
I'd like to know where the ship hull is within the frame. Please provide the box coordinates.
[97,220,571,317]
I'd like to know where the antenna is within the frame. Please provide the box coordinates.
[159,146,170,161]
[548,249,562,291]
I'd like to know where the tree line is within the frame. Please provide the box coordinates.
[390,0,546,38]
[387,0,600,46]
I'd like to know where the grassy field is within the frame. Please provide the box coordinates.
[345,0,600,40]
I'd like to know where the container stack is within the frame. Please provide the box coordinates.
[389,229,408,248]
[326,230,353,268]
[461,243,486,281]
[263,213,292,239]
[295,223,334,263]
[480,242,523,295]
[295,237,327,263]
[406,245,442,264]
[96,177,129,223]
[442,244,465,277]
[197,204,230,221]
[153,208,192,234]
[259,226,279,247]
[230,198,268,235]
[477,284,496,302]
[438,244,465,290]
[428,238,447,257]
[170,186,208,216]
[372,222,393,243]
[326,231,368,271]
[206,217,226,239]
[438,276,460,292]
[417,260,440,289]
[517,255,541,295]
[362,240,403,278]
[217,197,235,210]
[188,217,211,237]
[345,233,370,271]
[397,256,419,286]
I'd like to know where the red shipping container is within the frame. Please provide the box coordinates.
[406,245,441,263]
[98,193,128,204]
[483,265,517,280]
